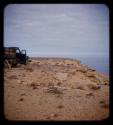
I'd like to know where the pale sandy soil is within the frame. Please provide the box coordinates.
[4,58,109,121]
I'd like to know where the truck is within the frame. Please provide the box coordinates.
[4,47,29,67]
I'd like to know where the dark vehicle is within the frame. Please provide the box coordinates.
[4,47,29,67]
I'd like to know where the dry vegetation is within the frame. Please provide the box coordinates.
[4,58,109,120]
[46,86,64,95]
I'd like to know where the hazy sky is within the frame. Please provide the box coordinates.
[4,4,109,58]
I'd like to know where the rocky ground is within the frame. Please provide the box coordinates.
[4,58,109,121]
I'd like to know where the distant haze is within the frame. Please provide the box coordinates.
[4,4,109,58]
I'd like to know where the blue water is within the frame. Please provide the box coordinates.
[74,56,109,76]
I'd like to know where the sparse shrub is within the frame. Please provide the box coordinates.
[90,78,99,83]
[55,95,62,98]
[30,82,36,87]
[48,82,54,87]
[46,116,51,120]
[101,103,109,108]
[22,74,26,77]
[86,93,94,96]
[99,100,109,108]
[57,105,64,109]
[50,113,58,117]
[26,67,33,72]
[71,71,76,75]
[29,82,40,89]
[19,98,24,101]
[28,59,32,62]
[46,86,63,94]
[71,86,75,89]
[8,75,17,79]
[57,82,61,86]
[87,84,101,90]
[20,93,26,96]
[85,72,95,78]
[32,86,37,89]
[78,69,87,73]
[104,83,108,85]
[20,81,24,84]
[99,100,105,104]
[76,86,85,90]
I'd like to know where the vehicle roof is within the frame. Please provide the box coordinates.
[4,47,20,49]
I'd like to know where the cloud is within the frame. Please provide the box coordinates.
[4,4,109,58]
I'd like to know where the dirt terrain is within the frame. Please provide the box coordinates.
[4,58,109,121]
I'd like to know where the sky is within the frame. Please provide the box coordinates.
[4,4,109,58]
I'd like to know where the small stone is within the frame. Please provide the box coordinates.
[19,98,24,101]
[57,105,64,109]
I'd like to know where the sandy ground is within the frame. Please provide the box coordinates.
[4,58,109,121]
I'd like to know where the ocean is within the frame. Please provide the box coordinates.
[74,56,109,76]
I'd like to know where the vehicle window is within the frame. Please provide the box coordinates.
[16,49,20,53]
[21,50,26,54]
